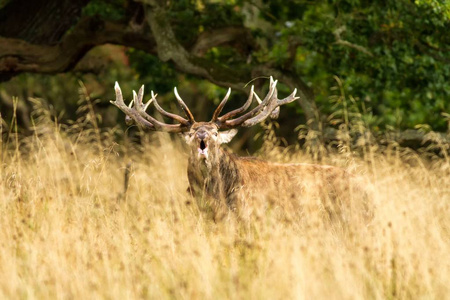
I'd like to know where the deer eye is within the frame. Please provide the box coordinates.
[214,132,218,136]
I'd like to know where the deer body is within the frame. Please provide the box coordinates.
[187,145,357,220]
[111,77,368,222]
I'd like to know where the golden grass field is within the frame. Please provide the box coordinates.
[0,106,449,299]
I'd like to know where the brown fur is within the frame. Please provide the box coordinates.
[187,139,369,223]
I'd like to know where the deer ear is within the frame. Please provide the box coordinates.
[218,129,238,144]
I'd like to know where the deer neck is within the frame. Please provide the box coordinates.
[189,147,223,181]
[187,147,240,203]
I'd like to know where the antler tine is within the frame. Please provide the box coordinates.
[111,82,155,129]
[211,87,231,122]
[254,88,262,104]
[278,88,298,105]
[218,78,278,129]
[174,87,196,123]
[137,84,144,107]
[151,91,191,126]
[143,94,154,112]
[266,77,279,119]
[111,82,189,133]
[217,77,299,129]
[241,88,299,127]
[217,85,254,122]
[269,75,274,87]
[112,81,126,107]
[253,88,279,119]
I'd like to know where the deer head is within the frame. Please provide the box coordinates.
[182,122,237,162]
[111,77,299,164]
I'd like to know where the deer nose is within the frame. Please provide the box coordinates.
[197,131,207,140]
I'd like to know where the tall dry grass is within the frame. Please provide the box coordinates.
[0,95,449,300]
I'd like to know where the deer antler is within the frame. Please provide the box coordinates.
[211,86,254,123]
[212,76,299,129]
[174,87,196,124]
[112,77,298,132]
[111,82,191,133]
[210,87,232,122]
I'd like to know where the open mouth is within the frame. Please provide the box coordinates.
[200,140,206,150]
[198,139,208,158]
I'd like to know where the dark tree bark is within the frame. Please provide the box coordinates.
[0,0,90,44]
[0,0,91,82]
[0,16,157,79]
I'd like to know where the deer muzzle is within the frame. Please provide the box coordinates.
[197,130,207,140]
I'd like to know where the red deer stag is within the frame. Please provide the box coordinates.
[111,78,369,222]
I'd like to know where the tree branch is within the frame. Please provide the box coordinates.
[191,26,255,56]
[145,3,249,91]
[333,26,374,57]
[0,16,157,80]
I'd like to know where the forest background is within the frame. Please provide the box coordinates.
[0,0,448,152]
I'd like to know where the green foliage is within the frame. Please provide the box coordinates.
[415,0,450,21]
[82,0,126,21]
[256,0,450,131]
[127,49,178,94]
